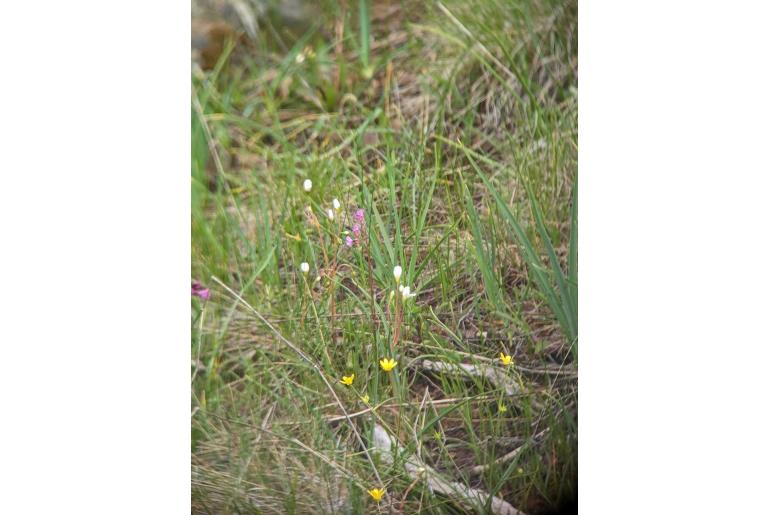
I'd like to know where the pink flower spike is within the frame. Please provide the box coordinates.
[352,223,361,236]
[345,235,354,247]
[354,208,365,224]
[192,280,211,300]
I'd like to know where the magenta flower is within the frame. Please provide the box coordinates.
[345,235,354,247]
[352,223,361,236]
[354,208,365,224]
[192,280,210,300]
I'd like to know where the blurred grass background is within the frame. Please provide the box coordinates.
[192,0,577,512]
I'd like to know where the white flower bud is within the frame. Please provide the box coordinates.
[393,265,402,282]
[303,179,312,192]
[332,198,341,211]
[326,208,335,220]
[300,262,309,274]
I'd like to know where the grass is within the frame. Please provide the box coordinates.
[192,0,577,513]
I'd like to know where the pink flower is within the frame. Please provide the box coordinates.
[352,223,361,236]
[354,208,365,224]
[192,280,210,300]
[345,235,354,247]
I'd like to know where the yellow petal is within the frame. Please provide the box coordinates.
[367,488,385,501]
[379,358,397,371]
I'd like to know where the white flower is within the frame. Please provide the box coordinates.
[303,179,312,192]
[401,286,416,300]
[332,198,341,211]
[398,284,404,293]
[393,265,402,283]
[300,262,309,274]
[326,208,335,220]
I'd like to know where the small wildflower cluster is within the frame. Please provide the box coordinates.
[309,191,365,247]
[191,280,210,300]
[392,265,417,301]
[398,284,416,300]
[299,182,366,248]
[339,372,371,408]
[321,195,341,223]
[344,208,366,247]
[338,369,373,409]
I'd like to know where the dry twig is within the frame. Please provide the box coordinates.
[469,428,550,475]
[417,359,521,395]
[373,424,528,515]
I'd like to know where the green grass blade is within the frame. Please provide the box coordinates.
[463,180,502,308]
[358,0,370,70]
[462,146,574,343]
[568,177,578,308]
[408,163,437,283]
[524,180,577,340]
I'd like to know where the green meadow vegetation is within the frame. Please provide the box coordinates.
[192,0,577,512]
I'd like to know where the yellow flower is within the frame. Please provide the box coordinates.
[367,488,386,502]
[499,352,513,366]
[498,404,507,413]
[361,394,370,404]
[379,358,397,372]
[340,373,355,386]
